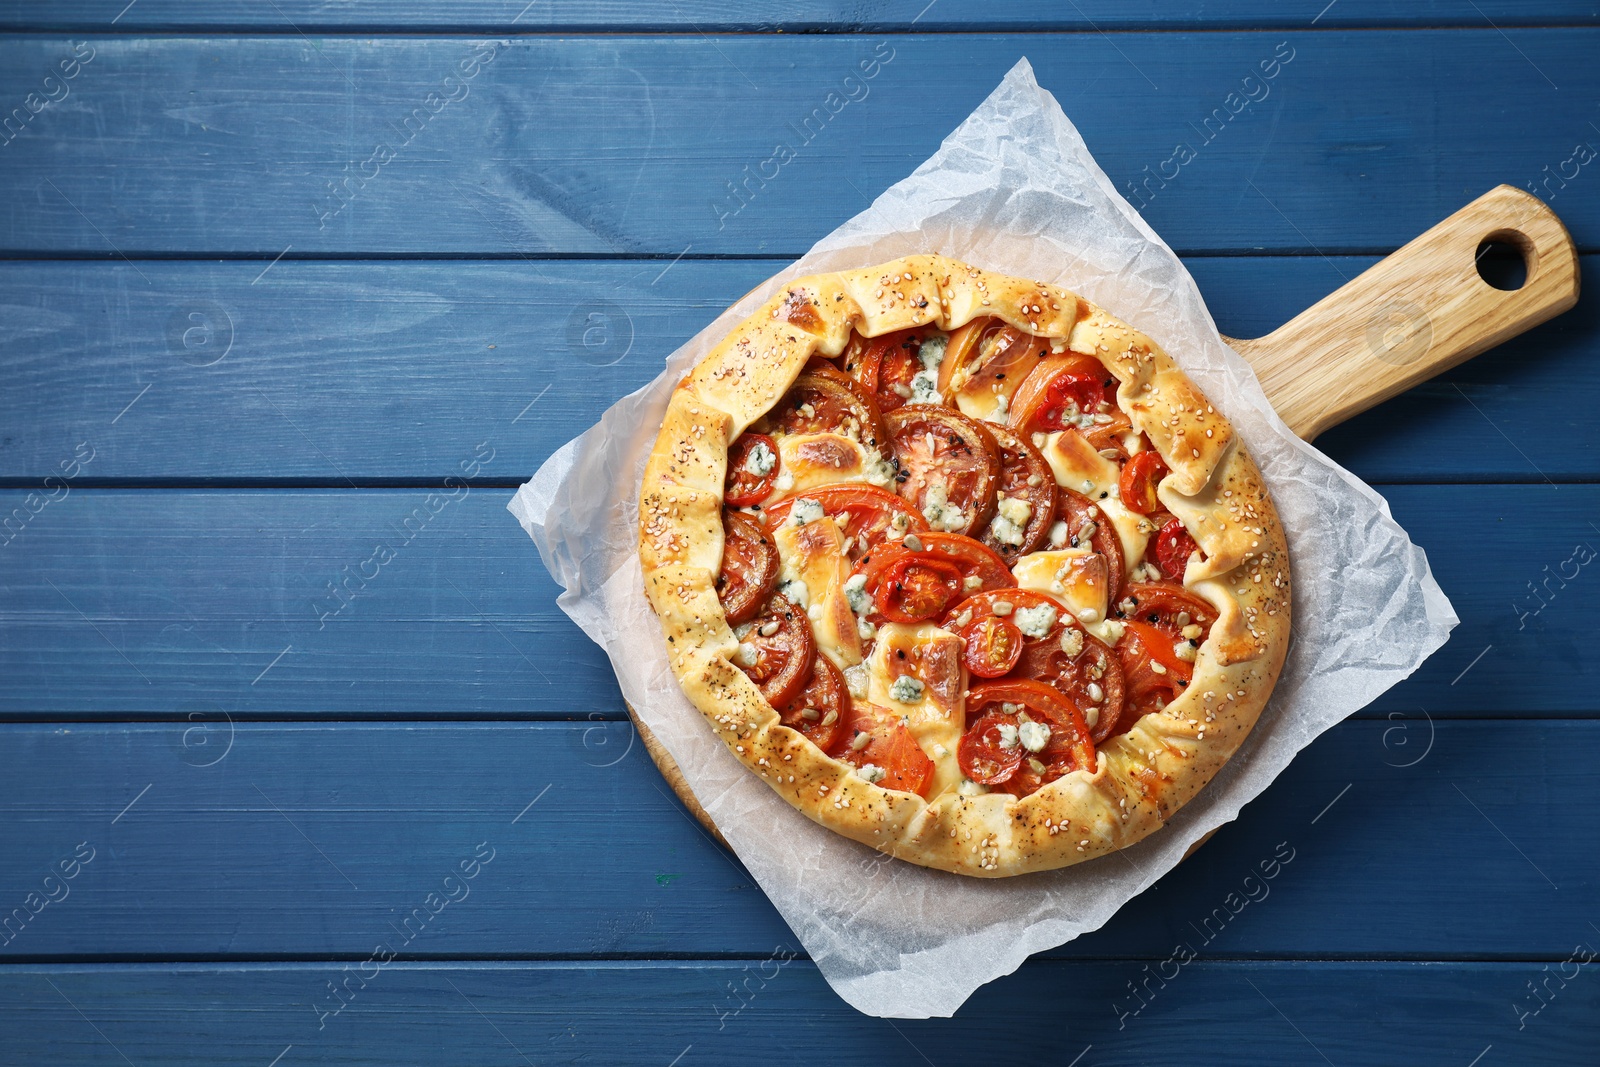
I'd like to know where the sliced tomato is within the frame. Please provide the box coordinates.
[962,616,1023,678]
[937,319,1046,402]
[1153,517,1201,580]
[725,432,781,508]
[1113,581,1218,640]
[1118,450,1167,515]
[963,680,1097,797]
[779,654,847,752]
[865,551,966,623]
[1116,619,1196,728]
[847,328,930,415]
[760,362,889,451]
[716,510,780,624]
[733,593,816,710]
[1057,488,1126,601]
[957,709,1024,784]
[1009,355,1114,433]
[851,533,1013,624]
[830,700,935,797]
[886,406,1001,538]
[762,484,928,562]
[979,424,1056,562]
[942,588,1127,743]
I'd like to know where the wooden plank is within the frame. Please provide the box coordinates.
[0,33,1596,255]
[0,485,1591,715]
[0,960,1591,1064]
[0,256,1593,485]
[0,719,1590,961]
[7,2,1598,31]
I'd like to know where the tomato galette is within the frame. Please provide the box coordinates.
[640,255,1289,877]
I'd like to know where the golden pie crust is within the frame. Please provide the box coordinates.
[639,254,1290,877]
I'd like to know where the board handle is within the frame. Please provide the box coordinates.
[1223,184,1580,441]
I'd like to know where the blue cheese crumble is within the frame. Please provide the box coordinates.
[778,578,810,609]
[843,572,873,615]
[857,763,887,784]
[787,498,824,526]
[1018,720,1051,753]
[742,440,776,477]
[888,675,925,704]
[988,495,1032,547]
[1013,603,1058,639]
[921,484,966,532]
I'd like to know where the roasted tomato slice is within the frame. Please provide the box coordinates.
[886,406,1001,538]
[942,588,1127,743]
[938,319,1048,414]
[962,616,1023,678]
[1114,581,1218,640]
[1010,354,1133,456]
[725,432,781,508]
[760,361,889,451]
[831,700,935,796]
[1057,488,1126,601]
[716,510,780,624]
[1118,450,1167,516]
[1153,516,1201,580]
[763,484,928,562]
[852,533,1013,623]
[1116,619,1198,727]
[957,709,1024,784]
[846,327,933,415]
[779,654,847,752]
[980,424,1057,563]
[733,593,816,710]
[963,680,1097,797]
[862,551,966,623]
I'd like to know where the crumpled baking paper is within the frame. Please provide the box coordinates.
[509,57,1458,1018]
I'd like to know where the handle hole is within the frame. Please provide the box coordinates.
[1475,234,1530,291]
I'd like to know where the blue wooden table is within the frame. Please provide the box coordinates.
[2,3,1597,1063]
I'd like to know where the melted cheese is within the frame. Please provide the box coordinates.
[1040,430,1150,576]
[773,517,861,670]
[1010,549,1110,622]
[774,433,895,494]
[866,622,967,798]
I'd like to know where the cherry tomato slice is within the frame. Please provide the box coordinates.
[716,511,780,625]
[760,363,889,451]
[725,433,781,508]
[779,654,847,752]
[847,328,929,415]
[852,533,1013,623]
[962,616,1023,678]
[1118,450,1168,516]
[943,588,1127,743]
[1057,489,1126,602]
[762,484,928,562]
[886,406,1001,538]
[734,593,816,710]
[1153,517,1201,580]
[964,680,1097,798]
[957,709,1024,784]
[979,424,1057,563]
[830,700,935,797]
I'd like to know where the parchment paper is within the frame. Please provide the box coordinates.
[508,58,1458,1018]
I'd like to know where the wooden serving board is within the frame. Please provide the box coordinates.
[631,184,1580,854]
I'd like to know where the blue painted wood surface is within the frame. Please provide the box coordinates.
[0,3,1596,1062]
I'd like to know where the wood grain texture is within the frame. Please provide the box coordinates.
[0,256,1594,485]
[0,33,1597,256]
[0,960,1592,1065]
[1230,186,1581,439]
[0,720,1589,961]
[0,485,1590,716]
[9,1,1598,30]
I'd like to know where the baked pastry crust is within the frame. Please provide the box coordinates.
[639,255,1290,877]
